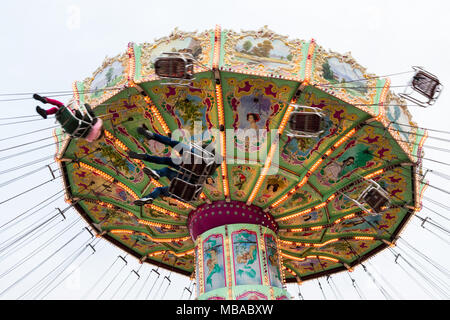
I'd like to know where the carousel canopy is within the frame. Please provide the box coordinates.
[54,26,426,282]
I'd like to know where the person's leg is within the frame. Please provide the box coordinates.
[133,186,170,206]
[44,98,65,108]
[33,94,65,108]
[157,167,178,180]
[137,127,191,154]
[35,105,60,119]
[143,166,178,181]
[45,107,60,115]
[34,94,66,118]
[128,151,181,170]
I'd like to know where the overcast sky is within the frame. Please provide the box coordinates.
[0,0,449,300]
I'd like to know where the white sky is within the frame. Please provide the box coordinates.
[0,0,449,300]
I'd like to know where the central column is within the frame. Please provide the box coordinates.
[188,200,290,300]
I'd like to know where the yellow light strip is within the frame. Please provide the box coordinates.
[110,229,190,243]
[315,256,339,263]
[315,202,328,210]
[104,130,129,152]
[304,39,316,83]
[247,145,277,205]
[213,26,227,199]
[246,101,298,206]
[213,26,228,199]
[143,96,171,135]
[354,236,375,241]
[281,252,306,262]
[216,84,225,126]
[314,239,339,247]
[364,169,385,180]
[79,162,114,183]
[127,43,136,85]
[277,237,287,288]
[110,229,133,235]
[213,26,228,196]
[97,201,114,209]
[334,213,356,225]
[259,228,270,286]
[212,25,221,69]
[333,128,357,148]
[220,131,229,198]
[136,217,175,229]
[285,266,298,277]
[277,104,295,134]
[280,238,341,248]
[148,249,194,258]
[197,237,205,295]
[148,204,179,218]
[223,226,233,298]
[214,65,229,197]
[118,181,139,199]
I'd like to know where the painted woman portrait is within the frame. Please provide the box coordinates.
[204,174,222,198]
[246,113,260,130]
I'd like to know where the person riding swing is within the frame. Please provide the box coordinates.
[128,126,218,205]
[34,94,104,142]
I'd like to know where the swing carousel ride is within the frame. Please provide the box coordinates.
[52,26,437,300]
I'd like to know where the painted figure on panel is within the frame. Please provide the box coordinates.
[233,230,261,285]
[203,235,226,291]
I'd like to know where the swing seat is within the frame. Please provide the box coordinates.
[168,178,203,202]
[56,105,102,141]
[287,105,325,138]
[412,70,441,100]
[400,67,443,107]
[180,146,216,177]
[154,52,194,80]
[358,185,390,213]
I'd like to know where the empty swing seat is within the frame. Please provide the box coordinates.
[154,53,194,80]
[412,70,441,100]
[400,67,443,107]
[289,113,322,133]
[360,187,390,213]
[287,105,325,138]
